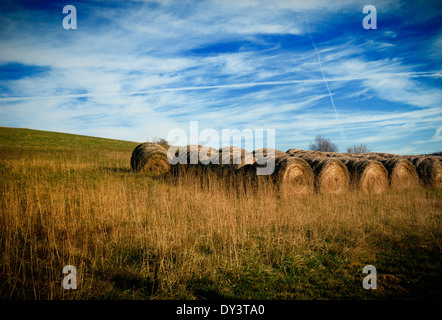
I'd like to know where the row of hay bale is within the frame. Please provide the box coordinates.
[293,149,441,190]
[130,143,316,195]
[287,149,403,193]
[130,142,441,195]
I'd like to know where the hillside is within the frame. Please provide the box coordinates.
[0,126,138,152]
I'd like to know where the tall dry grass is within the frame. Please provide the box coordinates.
[1,140,441,299]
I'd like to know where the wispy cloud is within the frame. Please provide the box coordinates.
[2,71,439,102]
[0,0,441,154]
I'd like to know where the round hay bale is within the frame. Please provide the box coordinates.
[234,163,259,190]
[253,148,287,162]
[340,158,389,193]
[321,151,343,158]
[252,148,281,176]
[286,148,327,158]
[174,144,218,165]
[288,153,349,194]
[252,149,315,195]
[379,158,420,190]
[215,146,255,170]
[130,142,171,174]
[344,152,394,159]
[327,151,384,161]
[366,152,396,159]
[404,156,442,188]
[171,144,217,177]
[273,156,315,195]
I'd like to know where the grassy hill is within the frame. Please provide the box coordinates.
[0,126,441,300]
[0,126,137,149]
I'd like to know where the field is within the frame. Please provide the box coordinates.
[0,126,441,300]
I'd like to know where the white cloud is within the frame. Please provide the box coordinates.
[323,57,442,108]
[0,0,441,154]
[431,126,442,142]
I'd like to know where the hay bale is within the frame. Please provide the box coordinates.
[173,145,221,188]
[320,149,412,191]
[379,158,420,190]
[170,144,218,177]
[319,150,395,162]
[172,144,214,172]
[340,158,389,193]
[233,163,259,190]
[287,152,349,194]
[375,152,397,159]
[286,147,441,189]
[273,156,315,195]
[214,146,255,170]
[174,144,218,165]
[252,149,314,195]
[326,151,385,161]
[358,152,396,159]
[253,148,287,161]
[286,148,327,158]
[403,156,442,188]
[130,142,171,174]
[311,158,350,194]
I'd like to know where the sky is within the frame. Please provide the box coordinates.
[0,0,441,154]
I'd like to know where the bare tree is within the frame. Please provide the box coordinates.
[148,137,170,149]
[309,135,339,152]
[346,144,370,153]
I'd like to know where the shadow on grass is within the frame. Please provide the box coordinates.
[94,269,159,299]
[187,277,236,300]
[111,271,157,295]
[374,235,442,299]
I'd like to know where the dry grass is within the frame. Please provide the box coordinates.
[1,127,441,300]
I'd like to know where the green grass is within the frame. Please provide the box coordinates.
[0,126,441,300]
[0,126,138,150]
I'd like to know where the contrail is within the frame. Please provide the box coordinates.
[305,20,348,146]
[0,72,440,102]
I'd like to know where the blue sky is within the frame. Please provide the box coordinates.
[0,0,441,154]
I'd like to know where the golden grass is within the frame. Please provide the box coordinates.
[1,133,442,300]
